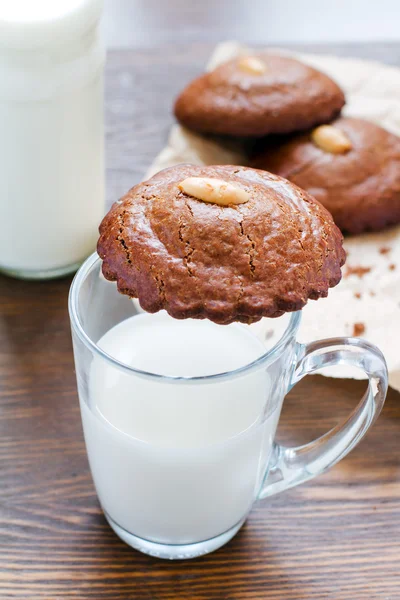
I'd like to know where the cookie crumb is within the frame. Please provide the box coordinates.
[379,246,391,254]
[353,322,365,337]
[345,265,371,278]
[370,291,376,297]
[389,263,396,271]
[354,292,362,299]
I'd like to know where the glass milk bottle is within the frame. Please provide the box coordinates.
[0,0,105,279]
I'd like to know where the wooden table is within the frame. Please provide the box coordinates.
[1,39,400,600]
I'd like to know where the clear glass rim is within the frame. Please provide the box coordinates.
[68,253,302,384]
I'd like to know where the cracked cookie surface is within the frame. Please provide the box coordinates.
[252,117,400,234]
[97,164,346,324]
[174,54,345,137]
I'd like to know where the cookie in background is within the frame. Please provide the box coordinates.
[174,54,345,137]
[252,117,400,234]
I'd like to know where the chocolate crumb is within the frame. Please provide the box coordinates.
[345,265,371,278]
[379,246,391,255]
[354,292,362,299]
[353,322,366,337]
[389,263,396,271]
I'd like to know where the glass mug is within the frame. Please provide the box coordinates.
[69,253,388,560]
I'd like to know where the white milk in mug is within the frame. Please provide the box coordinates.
[80,312,282,545]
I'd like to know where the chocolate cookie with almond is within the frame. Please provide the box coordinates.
[97,164,345,324]
[174,54,345,137]
[252,117,400,234]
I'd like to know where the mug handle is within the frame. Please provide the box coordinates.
[258,337,388,499]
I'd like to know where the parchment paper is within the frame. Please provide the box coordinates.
[146,42,400,390]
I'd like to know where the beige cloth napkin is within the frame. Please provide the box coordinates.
[146,42,400,391]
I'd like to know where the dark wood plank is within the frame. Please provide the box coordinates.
[0,41,399,599]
